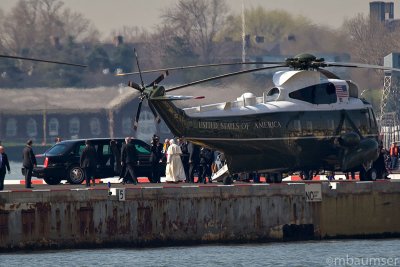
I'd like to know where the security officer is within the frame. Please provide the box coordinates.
[188,142,200,183]
[121,137,139,184]
[22,139,36,188]
[80,140,97,187]
[0,146,11,190]
[150,135,163,183]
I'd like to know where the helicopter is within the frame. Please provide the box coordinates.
[119,52,399,184]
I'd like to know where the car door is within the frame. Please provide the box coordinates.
[133,139,152,177]
[94,140,115,178]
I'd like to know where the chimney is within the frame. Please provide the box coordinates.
[255,36,264,43]
[49,36,61,49]
[114,35,124,47]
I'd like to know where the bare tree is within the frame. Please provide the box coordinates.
[109,26,150,43]
[343,14,400,65]
[0,0,99,55]
[162,0,229,63]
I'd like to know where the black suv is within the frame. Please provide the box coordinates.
[33,138,161,185]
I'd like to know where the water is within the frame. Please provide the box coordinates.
[0,239,399,267]
[5,161,24,180]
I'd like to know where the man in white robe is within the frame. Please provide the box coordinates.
[165,139,186,182]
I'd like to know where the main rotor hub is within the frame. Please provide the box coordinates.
[286,53,325,70]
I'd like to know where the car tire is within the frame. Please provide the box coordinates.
[68,166,85,184]
[366,168,378,181]
[43,176,62,185]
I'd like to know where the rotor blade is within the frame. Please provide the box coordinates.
[116,61,286,76]
[0,54,87,67]
[324,61,400,72]
[146,70,169,87]
[134,48,145,88]
[128,81,142,91]
[148,101,161,123]
[318,68,340,79]
[133,100,143,131]
[151,95,205,101]
[165,65,286,93]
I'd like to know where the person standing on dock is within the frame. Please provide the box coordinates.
[188,142,200,183]
[178,137,190,181]
[389,142,399,170]
[121,137,139,185]
[0,146,11,191]
[22,139,36,188]
[149,135,163,183]
[165,139,186,183]
[80,140,97,187]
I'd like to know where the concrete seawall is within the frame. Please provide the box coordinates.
[0,182,399,250]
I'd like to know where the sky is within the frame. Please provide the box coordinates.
[0,0,397,39]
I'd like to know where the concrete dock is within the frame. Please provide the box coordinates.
[0,181,399,250]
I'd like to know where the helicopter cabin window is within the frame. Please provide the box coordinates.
[289,83,336,104]
[265,87,280,101]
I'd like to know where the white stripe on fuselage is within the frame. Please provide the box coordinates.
[183,98,369,118]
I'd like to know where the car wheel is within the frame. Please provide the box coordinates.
[68,166,85,184]
[366,168,378,181]
[43,176,62,185]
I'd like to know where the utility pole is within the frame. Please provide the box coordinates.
[241,0,246,65]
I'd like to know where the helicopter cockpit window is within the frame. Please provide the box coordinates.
[289,82,336,104]
[265,87,280,101]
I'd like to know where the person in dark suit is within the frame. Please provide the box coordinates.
[121,137,138,184]
[0,146,11,191]
[110,139,121,177]
[188,142,200,183]
[199,147,213,184]
[22,139,37,188]
[178,137,190,182]
[149,135,163,183]
[80,140,97,187]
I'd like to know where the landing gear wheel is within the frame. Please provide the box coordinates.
[223,176,233,185]
[68,166,85,184]
[366,168,377,181]
[359,167,377,181]
[43,176,62,185]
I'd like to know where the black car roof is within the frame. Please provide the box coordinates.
[58,138,148,145]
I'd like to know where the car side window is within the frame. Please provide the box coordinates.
[135,143,150,154]
[102,144,111,155]
[75,143,86,155]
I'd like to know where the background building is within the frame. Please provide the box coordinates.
[0,87,171,145]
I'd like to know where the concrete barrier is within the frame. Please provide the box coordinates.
[0,181,399,250]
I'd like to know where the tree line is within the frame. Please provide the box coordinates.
[0,0,399,88]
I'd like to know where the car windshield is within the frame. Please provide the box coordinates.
[46,144,69,156]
